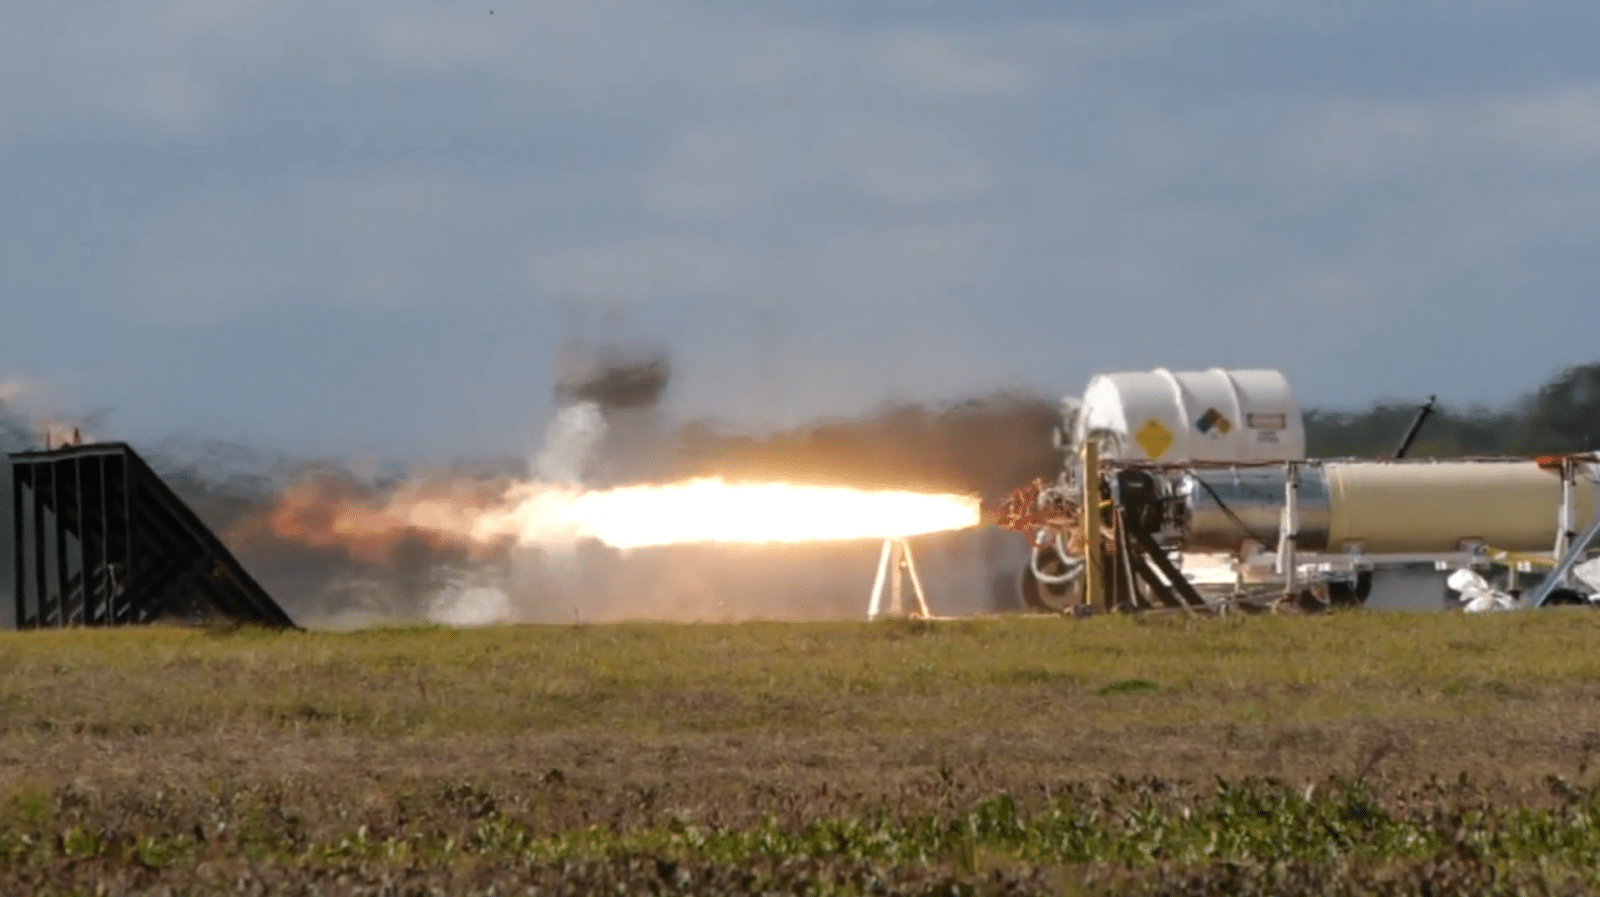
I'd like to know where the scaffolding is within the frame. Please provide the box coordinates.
[10,442,296,629]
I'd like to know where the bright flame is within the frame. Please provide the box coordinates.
[459,478,982,550]
[241,474,981,559]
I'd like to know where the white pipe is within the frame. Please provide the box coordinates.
[1031,545,1083,585]
[1276,461,1299,596]
[1558,459,1575,585]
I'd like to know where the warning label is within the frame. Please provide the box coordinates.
[1247,412,1287,431]
[1195,407,1233,437]
[1135,418,1174,459]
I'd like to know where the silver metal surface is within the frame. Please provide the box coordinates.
[1179,466,1331,553]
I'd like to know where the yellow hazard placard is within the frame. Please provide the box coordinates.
[1135,418,1174,459]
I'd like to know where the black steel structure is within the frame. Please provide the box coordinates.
[1393,395,1438,460]
[9,442,296,629]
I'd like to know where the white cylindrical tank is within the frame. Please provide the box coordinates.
[1075,368,1304,463]
[1181,459,1600,554]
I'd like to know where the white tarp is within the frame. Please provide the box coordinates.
[1447,568,1518,613]
[1574,557,1600,596]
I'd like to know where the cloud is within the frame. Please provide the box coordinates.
[1482,83,1600,164]
[1279,80,1600,182]
[527,235,747,304]
[0,1,362,143]
[5,1,1600,456]
[876,29,1035,98]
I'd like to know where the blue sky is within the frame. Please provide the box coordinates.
[4,1,1600,461]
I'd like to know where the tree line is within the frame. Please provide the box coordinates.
[0,359,1595,507]
[1305,361,1600,459]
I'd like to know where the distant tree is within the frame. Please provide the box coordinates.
[1305,403,1428,458]
[1303,362,1598,459]
[1516,362,1600,455]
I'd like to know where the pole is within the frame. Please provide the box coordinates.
[1080,441,1102,611]
[867,537,893,620]
[1393,396,1436,459]
[889,538,904,616]
[1556,458,1575,584]
[12,468,25,629]
[900,539,932,618]
[1277,461,1300,600]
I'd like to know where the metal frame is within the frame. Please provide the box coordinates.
[1058,454,1599,612]
[1527,510,1600,608]
[867,537,931,620]
[10,442,297,629]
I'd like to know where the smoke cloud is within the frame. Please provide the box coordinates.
[214,389,1052,628]
[534,401,607,486]
[416,399,611,627]
[0,360,1052,630]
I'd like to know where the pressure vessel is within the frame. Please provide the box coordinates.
[1180,459,1599,554]
[1075,368,1304,463]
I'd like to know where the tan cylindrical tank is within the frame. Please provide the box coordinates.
[1324,461,1598,554]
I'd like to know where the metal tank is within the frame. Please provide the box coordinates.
[1179,459,1600,554]
[1178,466,1330,551]
[1074,368,1305,463]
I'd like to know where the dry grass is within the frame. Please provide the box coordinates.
[5,610,1600,893]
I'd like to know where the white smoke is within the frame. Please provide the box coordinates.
[534,401,606,485]
[423,400,608,627]
[425,566,516,627]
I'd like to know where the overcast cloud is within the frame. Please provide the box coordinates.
[3,1,1600,460]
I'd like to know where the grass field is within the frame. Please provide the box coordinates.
[5,611,1600,894]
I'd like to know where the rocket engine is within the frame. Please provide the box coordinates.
[1008,368,1600,613]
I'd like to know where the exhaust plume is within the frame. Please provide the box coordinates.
[220,390,1056,627]
[229,399,987,626]
[246,456,980,556]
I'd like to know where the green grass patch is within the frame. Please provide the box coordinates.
[1097,678,1161,695]
[4,777,1600,895]
[0,611,1596,738]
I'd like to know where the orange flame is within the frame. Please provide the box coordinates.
[239,473,982,560]
[230,472,503,564]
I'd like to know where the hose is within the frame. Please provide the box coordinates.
[1030,542,1084,587]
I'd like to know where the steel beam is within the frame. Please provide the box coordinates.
[32,463,46,625]
[1081,441,1102,612]
[1528,511,1600,608]
[12,470,24,629]
[1128,525,1206,609]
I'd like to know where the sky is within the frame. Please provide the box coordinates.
[3,0,1600,462]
